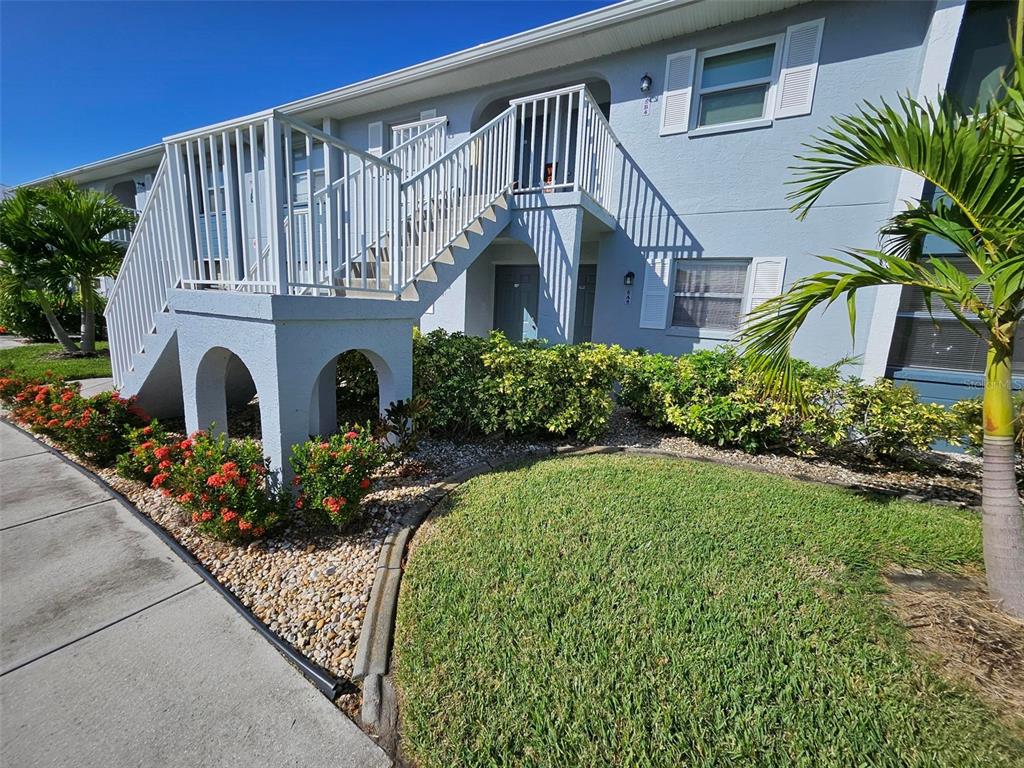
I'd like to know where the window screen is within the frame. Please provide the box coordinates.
[697,43,776,127]
[671,260,749,330]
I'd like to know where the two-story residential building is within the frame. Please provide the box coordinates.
[28,0,1018,476]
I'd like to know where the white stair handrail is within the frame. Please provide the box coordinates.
[399,106,516,287]
[104,155,184,388]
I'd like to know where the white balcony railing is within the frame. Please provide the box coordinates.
[510,85,619,211]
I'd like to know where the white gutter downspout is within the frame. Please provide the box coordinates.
[859,0,967,381]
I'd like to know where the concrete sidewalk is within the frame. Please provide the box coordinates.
[0,420,389,768]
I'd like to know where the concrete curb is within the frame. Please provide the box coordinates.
[353,441,985,747]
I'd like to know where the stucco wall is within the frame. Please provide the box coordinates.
[330,0,934,370]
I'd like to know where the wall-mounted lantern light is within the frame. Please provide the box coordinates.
[640,73,652,93]
[623,271,635,286]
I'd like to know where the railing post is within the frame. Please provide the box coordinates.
[572,89,585,194]
[164,143,194,286]
[266,114,289,294]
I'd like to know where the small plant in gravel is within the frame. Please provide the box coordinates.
[289,425,388,528]
[165,430,286,541]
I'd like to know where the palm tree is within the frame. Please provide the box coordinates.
[741,28,1024,616]
[39,180,135,353]
[0,187,79,352]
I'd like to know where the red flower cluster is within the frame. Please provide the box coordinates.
[1,372,143,466]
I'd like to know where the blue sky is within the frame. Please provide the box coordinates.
[0,1,614,186]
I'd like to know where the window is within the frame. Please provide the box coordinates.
[660,20,824,135]
[888,255,1024,374]
[671,259,750,330]
[695,39,781,129]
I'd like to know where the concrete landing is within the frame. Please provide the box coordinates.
[0,420,390,768]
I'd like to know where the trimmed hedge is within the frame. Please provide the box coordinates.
[413,330,622,441]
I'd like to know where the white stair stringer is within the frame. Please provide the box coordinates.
[399,194,511,308]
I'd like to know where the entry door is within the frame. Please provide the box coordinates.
[573,264,598,342]
[494,265,539,342]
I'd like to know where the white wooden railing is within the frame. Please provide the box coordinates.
[104,158,183,388]
[399,108,516,284]
[382,117,446,180]
[511,85,619,211]
[105,87,619,386]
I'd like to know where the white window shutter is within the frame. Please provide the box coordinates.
[420,109,437,120]
[368,121,383,156]
[776,19,825,119]
[746,257,787,313]
[639,256,672,329]
[660,49,696,136]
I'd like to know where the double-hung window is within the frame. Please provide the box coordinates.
[694,38,782,129]
[671,259,750,331]
[659,19,824,135]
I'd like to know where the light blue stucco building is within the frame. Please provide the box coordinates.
[30,0,1019,476]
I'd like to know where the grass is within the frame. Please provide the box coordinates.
[0,341,111,380]
[394,454,1024,768]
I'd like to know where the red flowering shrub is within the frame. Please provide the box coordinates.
[289,425,387,528]
[166,431,286,541]
[116,421,185,482]
[3,370,145,466]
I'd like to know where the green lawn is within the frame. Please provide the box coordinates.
[394,454,1024,768]
[0,341,112,380]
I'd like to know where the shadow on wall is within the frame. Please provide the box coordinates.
[616,146,703,263]
[610,147,707,353]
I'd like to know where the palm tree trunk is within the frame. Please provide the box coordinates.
[79,277,95,354]
[981,342,1024,617]
[34,288,78,353]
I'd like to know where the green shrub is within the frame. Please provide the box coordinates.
[412,329,490,436]
[619,348,798,452]
[335,350,379,409]
[0,290,104,342]
[289,425,388,528]
[619,347,962,463]
[950,393,1024,453]
[412,330,621,441]
[116,420,183,483]
[6,374,143,465]
[478,334,622,441]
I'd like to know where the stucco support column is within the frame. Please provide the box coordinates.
[254,366,314,488]
[505,202,585,344]
[309,363,338,438]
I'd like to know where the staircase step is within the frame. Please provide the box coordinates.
[481,206,497,222]
[435,248,455,265]
[400,283,420,302]
[417,264,438,283]
[466,219,484,236]
[452,233,470,250]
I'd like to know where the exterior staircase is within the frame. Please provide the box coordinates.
[104,85,619,413]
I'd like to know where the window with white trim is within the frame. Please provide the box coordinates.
[694,38,782,129]
[659,19,824,135]
[671,259,750,330]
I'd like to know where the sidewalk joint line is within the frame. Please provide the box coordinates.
[0,498,113,532]
[0,582,203,677]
